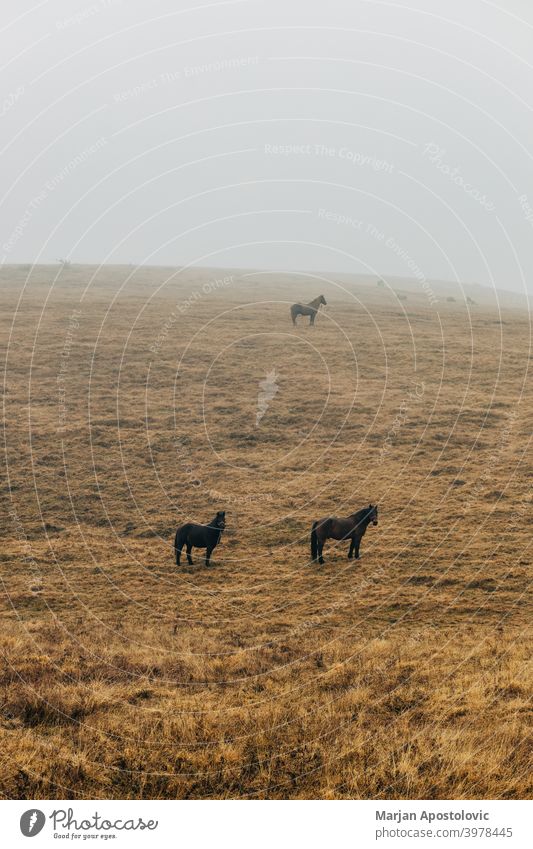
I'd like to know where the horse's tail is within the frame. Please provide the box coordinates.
[311,521,319,561]
[291,304,304,324]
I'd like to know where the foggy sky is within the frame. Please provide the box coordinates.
[2,0,533,294]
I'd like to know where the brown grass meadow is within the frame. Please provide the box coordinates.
[1,264,532,799]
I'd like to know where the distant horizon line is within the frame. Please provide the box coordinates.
[1,261,529,299]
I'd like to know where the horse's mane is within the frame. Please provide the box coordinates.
[352,506,373,522]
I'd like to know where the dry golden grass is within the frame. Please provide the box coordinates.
[1,265,531,799]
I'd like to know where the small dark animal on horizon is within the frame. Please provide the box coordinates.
[311,504,378,564]
[174,511,226,567]
[290,295,327,326]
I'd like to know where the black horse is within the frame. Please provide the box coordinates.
[311,504,378,564]
[174,511,225,567]
[290,295,327,326]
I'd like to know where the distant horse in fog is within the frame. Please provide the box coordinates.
[174,511,225,567]
[290,295,327,326]
[311,504,378,564]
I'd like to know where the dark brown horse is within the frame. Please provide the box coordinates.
[174,511,225,567]
[311,504,378,564]
[290,295,326,326]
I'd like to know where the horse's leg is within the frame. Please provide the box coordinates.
[348,537,355,559]
[176,543,182,566]
[354,536,361,559]
[310,312,315,325]
[316,520,330,564]
[205,546,213,567]
[186,543,193,565]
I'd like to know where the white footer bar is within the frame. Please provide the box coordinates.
[2,799,530,849]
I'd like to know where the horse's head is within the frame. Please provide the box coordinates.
[319,295,327,305]
[215,510,226,529]
[368,504,378,526]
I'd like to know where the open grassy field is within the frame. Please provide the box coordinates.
[1,265,531,799]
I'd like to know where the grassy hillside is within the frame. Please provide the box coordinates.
[1,265,531,799]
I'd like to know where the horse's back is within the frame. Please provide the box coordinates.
[331,514,364,538]
[316,516,333,535]
[324,516,354,539]
[177,521,207,541]
[187,521,215,548]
